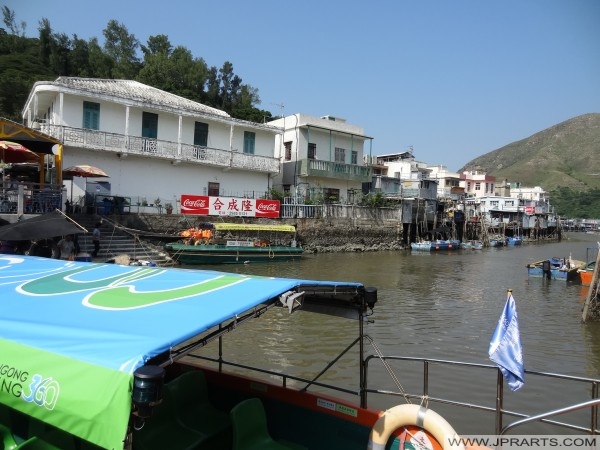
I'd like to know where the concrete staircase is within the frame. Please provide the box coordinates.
[69,214,176,266]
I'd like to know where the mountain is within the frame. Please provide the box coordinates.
[459,113,600,192]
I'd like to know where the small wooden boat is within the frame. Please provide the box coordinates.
[526,256,586,281]
[431,239,461,250]
[578,260,596,286]
[461,240,483,250]
[506,236,523,246]
[410,240,432,251]
[164,222,303,264]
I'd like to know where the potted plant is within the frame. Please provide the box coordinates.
[165,202,173,214]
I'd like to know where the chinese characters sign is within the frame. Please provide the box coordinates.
[180,195,280,218]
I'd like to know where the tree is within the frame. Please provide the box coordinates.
[102,20,140,79]
[87,37,114,78]
[2,6,25,36]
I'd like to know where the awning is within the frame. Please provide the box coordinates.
[0,256,364,449]
[0,210,86,240]
[0,118,63,185]
[213,223,296,232]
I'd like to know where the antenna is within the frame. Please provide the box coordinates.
[270,102,285,119]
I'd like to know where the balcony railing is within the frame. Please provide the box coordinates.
[42,125,280,173]
[298,158,372,182]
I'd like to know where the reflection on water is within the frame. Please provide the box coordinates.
[187,232,600,432]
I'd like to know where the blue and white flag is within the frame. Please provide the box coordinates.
[489,293,525,391]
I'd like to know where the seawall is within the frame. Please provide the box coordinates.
[114,213,408,253]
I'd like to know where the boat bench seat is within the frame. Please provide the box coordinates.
[230,398,307,450]
[133,370,231,450]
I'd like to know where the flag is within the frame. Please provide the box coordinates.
[489,292,525,391]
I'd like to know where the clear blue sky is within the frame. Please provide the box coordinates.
[6,0,600,171]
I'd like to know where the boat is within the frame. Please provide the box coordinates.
[506,236,523,246]
[1,256,599,450]
[410,240,432,251]
[578,260,596,286]
[488,237,505,247]
[164,222,304,264]
[460,240,483,250]
[430,239,461,250]
[526,256,586,281]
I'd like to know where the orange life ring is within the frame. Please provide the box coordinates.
[368,404,464,450]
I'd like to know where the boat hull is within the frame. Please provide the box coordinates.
[431,239,460,250]
[526,258,585,281]
[165,243,304,264]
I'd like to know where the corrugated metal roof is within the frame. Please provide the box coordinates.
[54,77,230,118]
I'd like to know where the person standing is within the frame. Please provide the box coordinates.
[92,222,101,258]
[57,235,76,260]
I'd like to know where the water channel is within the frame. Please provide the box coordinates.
[184,232,600,435]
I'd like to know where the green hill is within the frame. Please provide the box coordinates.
[459,113,600,192]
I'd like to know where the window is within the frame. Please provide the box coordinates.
[243,131,255,154]
[142,112,158,152]
[194,122,208,147]
[308,143,316,160]
[82,101,100,130]
[142,112,158,138]
[351,151,358,165]
[284,141,292,161]
[208,182,220,196]
[324,188,340,203]
[475,182,481,191]
[334,147,345,163]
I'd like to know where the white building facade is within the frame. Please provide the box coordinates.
[21,77,281,211]
[267,114,372,204]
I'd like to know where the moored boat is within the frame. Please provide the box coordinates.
[410,240,432,251]
[526,256,586,281]
[1,256,598,450]
[164,222,303,264]
[506,236,523,246]
[431,239,461,250]
[578,260,596,286]
[461,240,483,250]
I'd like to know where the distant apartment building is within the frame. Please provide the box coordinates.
[268,114,372,203]
[428,165,464,201]
[365,151,438,200]
[460,170,496,199]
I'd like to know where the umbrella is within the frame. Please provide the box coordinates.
[0,210,86,241]
[63,165,109,178]
[62,165,109,208]
[0,141,40,164]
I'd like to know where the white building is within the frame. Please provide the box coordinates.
[267,114,372,203]
[21,77,281,211]
[428,165,463,200]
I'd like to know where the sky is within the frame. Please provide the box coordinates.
[5,0,600,171]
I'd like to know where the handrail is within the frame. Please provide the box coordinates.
[501,399,600,435]
[364,355,599,435]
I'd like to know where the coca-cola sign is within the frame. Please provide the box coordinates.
[180,195,280,217]
[180,195,209,215]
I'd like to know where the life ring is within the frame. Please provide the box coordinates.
[367,404,465,450]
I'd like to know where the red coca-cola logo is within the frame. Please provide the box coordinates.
[258,203,277,211]
[183,199,207,208]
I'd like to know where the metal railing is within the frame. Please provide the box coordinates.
[41,124,280,174]
[183,350,598,436]
[364,355,599,435]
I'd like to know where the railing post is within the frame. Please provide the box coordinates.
[592,381,598,435]
[495,368,504,434]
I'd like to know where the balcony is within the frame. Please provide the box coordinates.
[297,158,372,182]
[41,125,280,174]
